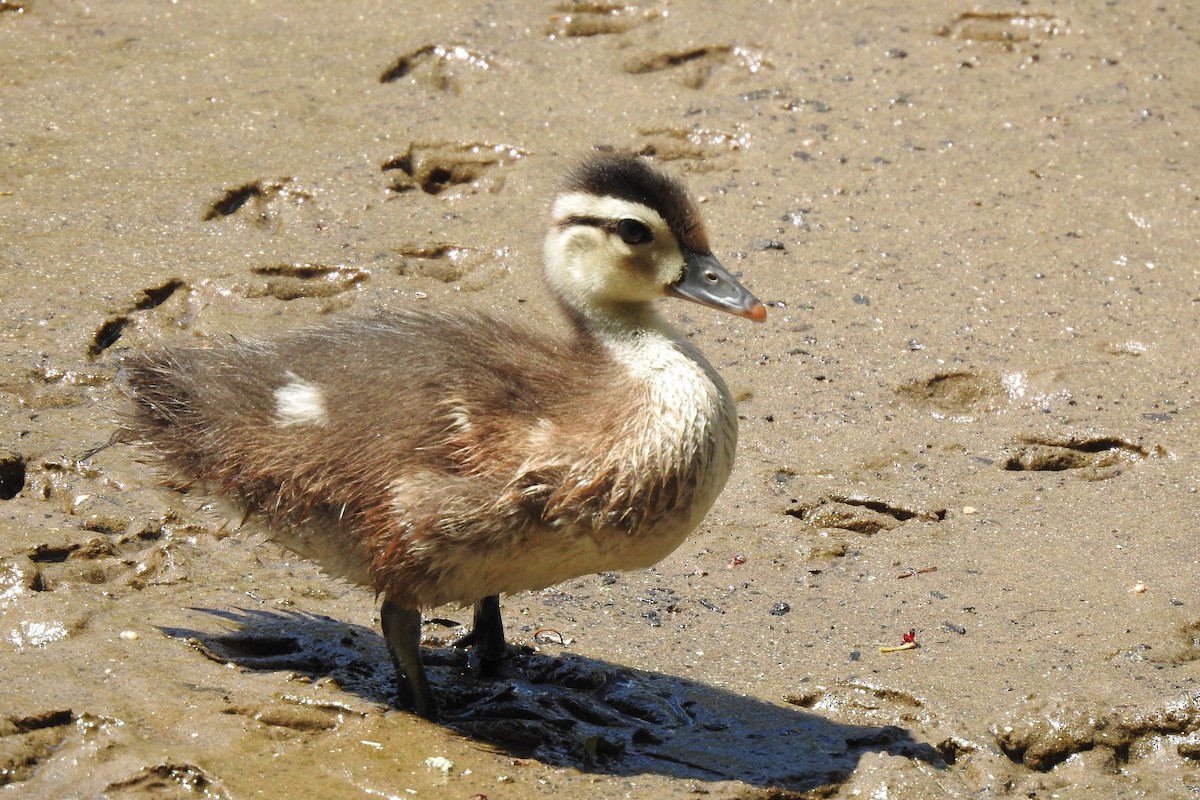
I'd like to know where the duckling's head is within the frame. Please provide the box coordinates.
[544,155,766,330]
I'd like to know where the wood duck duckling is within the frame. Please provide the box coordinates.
[122,153,766,720]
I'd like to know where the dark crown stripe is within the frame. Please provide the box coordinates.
[558,214,619,233]
[563,154,710,254]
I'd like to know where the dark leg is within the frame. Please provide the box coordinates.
[452,594,507,670]
[380,600,437,720]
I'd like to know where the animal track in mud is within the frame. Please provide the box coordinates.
[202,178,315,230]
[87,279,186,359]
[245,263,368,301]
[635,124,751,167]
[545,2,665,38]
[786,495,946,536]
[936,11,1066,48]
[0,708,75,785]
[103,762,231,799]
[624,44,768,90]
[392,242,510,288]
[379,43,492,92]
[898,370,1007,416]
[16,527,171,593]
[189,631,334,673]
[224,701,347,734]
[382,142,526,196]
[0,450,26,500]
[785,682,924,714]
[1150,620,1200,666]
[28,537,116,564]
[10,458,193,595]
[1002,434,1157,479]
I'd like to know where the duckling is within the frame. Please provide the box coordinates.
[122,154,766,720]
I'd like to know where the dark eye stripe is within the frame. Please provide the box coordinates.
[559,215,654,245]
[559,214,618,232]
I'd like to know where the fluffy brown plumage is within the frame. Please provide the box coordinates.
[122,154,765,719]
[124,309,682,606]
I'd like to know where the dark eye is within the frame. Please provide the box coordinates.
[616,218,653,245]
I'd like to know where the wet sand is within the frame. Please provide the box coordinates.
[2,1,1198,797]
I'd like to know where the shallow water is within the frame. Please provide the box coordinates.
[2,1,1199,797]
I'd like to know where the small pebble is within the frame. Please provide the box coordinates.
[770,602,791,616]
[424,756,453,774]
[119,630,138,641]
[942,622,967,636]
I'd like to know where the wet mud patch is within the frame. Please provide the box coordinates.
[545,1,664,39]
[245,263,367,302]
[379,44,492,92]
[1002,434,1158,480]
[995,695,1200,772]
[168,608,943,791]
[382,142,525,196]
[786,495,946,536]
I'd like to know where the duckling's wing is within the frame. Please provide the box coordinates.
[121,310,596,521]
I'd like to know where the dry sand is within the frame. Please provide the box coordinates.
[2,1,1198,797]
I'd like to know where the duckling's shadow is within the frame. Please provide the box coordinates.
[163,607,944,791]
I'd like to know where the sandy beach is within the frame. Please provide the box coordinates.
[2,1,1198,797]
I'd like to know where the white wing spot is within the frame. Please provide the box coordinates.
[274,375,328,427]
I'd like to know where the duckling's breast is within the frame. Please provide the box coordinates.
[591,330,739,563]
